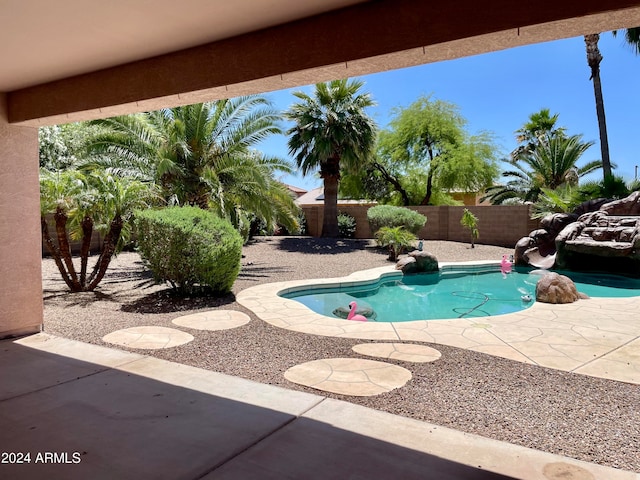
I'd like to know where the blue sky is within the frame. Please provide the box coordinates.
[257,33,640,192]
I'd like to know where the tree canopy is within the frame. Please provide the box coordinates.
[483,110,601,204]
[84,97,300,235]
[341,95,499,205]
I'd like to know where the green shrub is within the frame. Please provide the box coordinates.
[337,212,357,238]
[375,226,417,261]
[367,205,426,235]
[134,206,242,294]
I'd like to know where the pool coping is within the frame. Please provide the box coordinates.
[236,262,640,384]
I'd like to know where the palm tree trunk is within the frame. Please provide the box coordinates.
[321,175,340,237]
[54,207,80,289]
[79,215,94,287]
[584,34,612,179]
[41,216,75,290]
[87,215,123,291]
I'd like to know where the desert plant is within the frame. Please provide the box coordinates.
[367,205,426,235]
[375,226,417,261]
[134,206,242,294]
[40,169,157,292]
[85,98,300,234]
[460,208,479,248]
[337,212,357,238]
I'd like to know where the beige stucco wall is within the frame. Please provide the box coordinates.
[0,93,42,338]
[301,204,539,247]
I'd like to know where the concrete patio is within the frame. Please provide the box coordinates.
[1,333,637,480]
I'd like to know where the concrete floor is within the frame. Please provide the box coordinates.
[1,333,636,480]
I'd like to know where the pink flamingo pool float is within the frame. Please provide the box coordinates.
[501,255,512,277]
[347,301,368,322]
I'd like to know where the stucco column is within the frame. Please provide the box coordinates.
[0,93,42,338]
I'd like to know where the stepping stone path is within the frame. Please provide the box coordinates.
[172,310,251,331]
[103,326,193,350]
[284,358,411,396]
[352,343,441,363]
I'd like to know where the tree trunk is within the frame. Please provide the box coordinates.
[41,216,75,290]
[421,167,435,205]
[54,208,79,289]
[79,215,94,287]
[87,215,124,291]
[372,162,411,205]
[584,34,612,179]
[321,175,340,237]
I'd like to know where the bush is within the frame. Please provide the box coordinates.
[134,206,242,294]
[375,226,417,261]
[337,212,357,238]
[367,205,426,235]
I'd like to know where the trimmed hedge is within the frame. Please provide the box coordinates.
[134,206,242,294]
[367,205,427,235]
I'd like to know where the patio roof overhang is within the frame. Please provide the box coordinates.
[4,0,640,126]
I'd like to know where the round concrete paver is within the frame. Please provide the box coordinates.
[102,326,193,350]
[352,343,441,363]
[284,358,412,396]
[172,310,251,331]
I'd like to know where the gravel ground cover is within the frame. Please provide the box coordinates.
[42,237,640,472]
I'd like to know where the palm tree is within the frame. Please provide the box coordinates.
[84,97,299,234]
[483,134,601,204]
[510,108,566,162]
[40,169,157,292]
[285,79,376,237]
[584,28,640,180]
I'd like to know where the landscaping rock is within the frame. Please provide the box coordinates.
[515,191,640,274]
[535,272,588,304]
[395,250,438,274]
[395,256,417,273]
[409,250,439,272]
[600,190,640,215]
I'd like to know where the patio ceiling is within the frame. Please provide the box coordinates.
[4,0,640,125]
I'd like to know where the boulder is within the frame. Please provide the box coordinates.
[535,272,588,304]
[600,191,640,215]
[409,250,439,272]
[514,236,534,266]
[395,250,439,274]
[395,256,417,274]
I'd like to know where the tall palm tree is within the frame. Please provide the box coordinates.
[84,97,299,234]
[584,28,640,180]
[483,134,601,204]
[285,79,376,237]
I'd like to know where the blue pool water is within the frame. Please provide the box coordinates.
[281,268,640,322]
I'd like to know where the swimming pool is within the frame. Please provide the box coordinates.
[281,267,640,322]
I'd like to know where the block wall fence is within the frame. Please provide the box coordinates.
[301,204,540,248]
[42,205,540,255]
